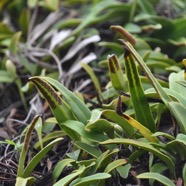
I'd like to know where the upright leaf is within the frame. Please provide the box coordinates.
[120,40,186,134]
[17,116,40,177]
[124,47,156,132]
[23,138,63,178]
[108,54,128,91]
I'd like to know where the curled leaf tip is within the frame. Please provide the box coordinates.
[111,25,136,45]
[118,39,126,45]
[29,77,62,109]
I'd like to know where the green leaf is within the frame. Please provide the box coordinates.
[5,59,17,79]
[9,31,22,55]
[116,164,131,179]
[29,77,75,124]
[41,77,91,124]
[34,130,65,150]
[108,54,128,91]
[168,102,186,134]
[123,47,156,132]
[71,173,111,186]
[0,70,14,83]
[104,159,127,173]
[169,70,186,95]
[145,88,186,107]
[17,116,40,177]
[152,132,175,141]
[86,109,115,138]
[53,159,75,183]
[137,0,156,15]
[62,120,108,142]
[150,163,168,186]
[15,177,36,186]
[72,0,124,35]
[43,0,59,11]
[166,134,186,160]
[91,149,119,174]
[22,138,63,178]
[34,116,43,149]
[54,166,85,186]
[27,0,38,8]
[100,138,175,177]
[103,110,158,143]
[120,40,186,134]
[137,172,175,186]
[74,141,102,158]
[19,8,30,35]
[102,110,134,137]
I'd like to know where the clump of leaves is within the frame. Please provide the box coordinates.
[18,39,185,185]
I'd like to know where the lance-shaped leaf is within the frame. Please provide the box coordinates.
[85,109,115,138]
[108,54,128,91]
[72,173,111,186]
[104,159,127,173]
[40,77,91,124]
[120,40,186,134]
[137,172,175,186]
[100,138,175,177]
[123,48,156,132]
[22,138,63,178]
[17,116,40,177]
[165,133,186,160]
[53,159,76,183]
[103,109,158,143]
[54,165,85,186]
[29,77,75,124]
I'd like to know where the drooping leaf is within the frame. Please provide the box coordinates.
[54,165,85,186]
[104,159,127,173]
[137,172,175,186]
[100,138,175,177]
[74,141,102,159]
[103,110,158,143]
[86,109,115,138]
[40,77,91,124]
[166,133,186,160]
[29,77,75,124]
[62,120,108,142]
[53,159,75,183]
[149,163,168,186]
[72,173,111,186]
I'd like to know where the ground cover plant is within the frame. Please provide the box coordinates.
[0,0,186,185]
